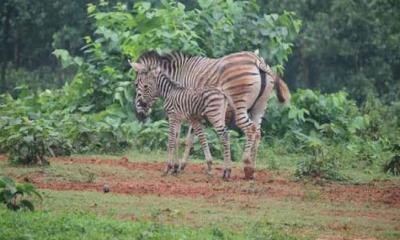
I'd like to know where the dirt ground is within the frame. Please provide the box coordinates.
[1,155,399,239]
[2,155,398,207]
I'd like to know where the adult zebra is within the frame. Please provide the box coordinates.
[131,51,290,179]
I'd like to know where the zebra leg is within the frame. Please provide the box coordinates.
[251,127,261,168]
[217,126,232,180]
[249,115,264,169]
[191,120,213,175]
[173,123,182,174]
[164,118,180,176]
[234,109,257,180]
[208,118,232,180]
[179,125,194,172]
[243,125,257,180]
[247,79,273,175]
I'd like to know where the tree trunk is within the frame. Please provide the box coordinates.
[1,2,12,93]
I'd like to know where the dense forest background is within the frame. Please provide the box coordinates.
[0,0,399,179]
[1,0,399,101]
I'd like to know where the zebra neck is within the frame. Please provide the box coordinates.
[157,76,176,99]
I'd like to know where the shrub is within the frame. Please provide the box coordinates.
[0,116,71,165]
[384,143,400,176]
[384,154,400,176]
[0,176,42,211]
[133,120,169,151]
[294,132,344,181]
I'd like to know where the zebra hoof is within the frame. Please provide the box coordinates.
[162,163,173,176]
[222,168,231,181]
[179,162,186,171]
[172,163,180,175]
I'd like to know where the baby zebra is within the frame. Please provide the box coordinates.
[134,66,234,179]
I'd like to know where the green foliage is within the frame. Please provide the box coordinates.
[0,0,90,92]
[0,92,72,164]
[1,0,399,180]
[0,176,42,211]
[1,66,73,94]
[0,0,300,164]
[264,0,400,101]
[0,117,61,165]
[263,89,400,180]
[265,90,369,143]
[384,144,400,176]
[294,132,344,181]
[384,155,400,176]
[134,120,169,151]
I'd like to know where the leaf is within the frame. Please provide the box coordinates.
[0,176,16,188]
[52,49,74,68]
[78,105,95,113]
[19,199,35,211]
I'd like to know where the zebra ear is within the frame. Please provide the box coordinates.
[128,60,146,72]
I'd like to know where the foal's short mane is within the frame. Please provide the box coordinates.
[137,50,195,66]
[160,72,184,90]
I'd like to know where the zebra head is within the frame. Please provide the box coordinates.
[130,61,160,120]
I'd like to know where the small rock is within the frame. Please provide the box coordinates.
[103,184,110,193]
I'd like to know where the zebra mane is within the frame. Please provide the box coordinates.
[160,72,184,89]
[137,50,195,67]
[137,50,160,64]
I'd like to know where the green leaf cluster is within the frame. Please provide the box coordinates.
[0,176,42,211]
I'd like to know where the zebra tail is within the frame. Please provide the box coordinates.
[275,75,291,103]
[225,93,236,114]
[254,54,291,103]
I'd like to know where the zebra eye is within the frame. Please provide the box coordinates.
[143,84,149,89]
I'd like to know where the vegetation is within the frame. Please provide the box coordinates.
[0,154,399,239]
[0,0,399,181]
[0,176,42,211]
[0,205,305,240]
[0,1,399,238]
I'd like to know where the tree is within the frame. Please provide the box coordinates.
[263,0,400,102]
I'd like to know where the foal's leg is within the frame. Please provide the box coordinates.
[179,125,194,171]
[173,123,181,174]
[164,118,180,175]
[206,102,232,180]
[190,120,213,175]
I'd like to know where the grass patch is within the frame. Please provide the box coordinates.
[1,150,399,239]
[29,189,400,240]
[0,206,304,240]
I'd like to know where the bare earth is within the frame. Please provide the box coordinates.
[1,154,399,239]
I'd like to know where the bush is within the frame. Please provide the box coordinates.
[0,116,71,165]
[384,143,400,176]
[294,132,344,181]
[0,176,42,211]
[264,90,369,144]
[133,120,169,151]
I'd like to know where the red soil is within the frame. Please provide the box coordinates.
[1,154,399,207]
